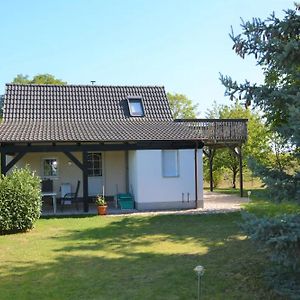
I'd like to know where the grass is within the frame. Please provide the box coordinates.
[211,187,300,216]
[0,213,283,300]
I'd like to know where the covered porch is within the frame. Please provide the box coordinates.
[0,140,201,214]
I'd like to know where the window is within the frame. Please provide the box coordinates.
[128,97,144,117]
[88,153,102,176]
[162,150,179,177]
[43,158,58,177]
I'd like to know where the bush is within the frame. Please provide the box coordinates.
[0,168,42,234]
[241,212,300,298]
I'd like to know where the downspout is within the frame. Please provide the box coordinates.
[194,141,198,209]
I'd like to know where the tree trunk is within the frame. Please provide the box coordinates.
[232,170,237,189]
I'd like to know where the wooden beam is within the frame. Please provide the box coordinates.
[0,141,204,153]
[208,148,215,192]
[63,152,84,170]
[82,151,89,212]
[202,147,209,157]
[239,146,244,197]
[5,152,26,173]
[1,152,6,176]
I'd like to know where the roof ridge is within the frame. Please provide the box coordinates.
[6,83,165,88]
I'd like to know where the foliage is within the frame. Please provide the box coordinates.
[205,101,271,188]
[0,94,4,118]
[167,92,198,119]
[221,6,300,297]
[248,158,299,203]
[220,6,300,201]
[242,212,300,298]
[12,73,67,85]
[95,195,106,206]
[0,168,42,234]
[203,160,223,188]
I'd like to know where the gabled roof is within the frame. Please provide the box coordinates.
[0,84,200,143]
[3,84,172,121]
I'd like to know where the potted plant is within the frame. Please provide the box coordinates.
[96,195,107,215]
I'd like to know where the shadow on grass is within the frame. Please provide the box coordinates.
[0,214,282,300]
[40,214,96,220]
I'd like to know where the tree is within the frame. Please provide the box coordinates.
[205,101,271,188]
[220,7,300,201]
[12,74,66,85]
[220,6,300,298]
[167,92,198,119]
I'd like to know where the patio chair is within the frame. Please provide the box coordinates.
[41,179,53,193]
[41,179,56,213]
[61,180,80,212]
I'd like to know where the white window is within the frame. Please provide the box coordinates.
[162,150,179,177]
[128,97,144,117]
[87,153,102,176]
[43,158,58,177]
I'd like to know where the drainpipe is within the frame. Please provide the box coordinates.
[194,141,198,209]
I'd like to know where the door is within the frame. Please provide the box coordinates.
[87,152,103,196]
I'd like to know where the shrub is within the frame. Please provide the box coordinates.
[241,212,300,298]
[0,168,42,234]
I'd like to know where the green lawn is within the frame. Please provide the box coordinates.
[0,213,282,300]
[212,187,300,216]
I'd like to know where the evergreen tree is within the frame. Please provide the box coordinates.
[220,7,300,202]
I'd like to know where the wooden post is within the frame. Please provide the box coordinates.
[239,145,244,197]
[194,142,198,209]
[82,151,89,212]
[209,148,214,192]
[1,151,6,176]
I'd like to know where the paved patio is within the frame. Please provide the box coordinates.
[41,191,249,217]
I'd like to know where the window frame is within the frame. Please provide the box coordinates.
[42,157,59,178]
[161,150,180,178]
[127,96,145,117]
[87,152,103,177]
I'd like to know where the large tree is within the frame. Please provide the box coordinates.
[220,7,300,201]
[12,74,66,85]
[167,92,198,119]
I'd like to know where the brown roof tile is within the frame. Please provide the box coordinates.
[0,84,200,143]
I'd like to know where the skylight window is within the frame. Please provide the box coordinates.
[128,97,144,117]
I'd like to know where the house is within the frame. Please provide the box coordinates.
[0,84,205,212]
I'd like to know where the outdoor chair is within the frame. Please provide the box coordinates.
[41,179,53,193]
[61,180,80,212]
[41,179,56,212]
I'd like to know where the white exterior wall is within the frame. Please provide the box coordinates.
[129,149,203,210]
[128,150,138,197]
[104,151,126,195]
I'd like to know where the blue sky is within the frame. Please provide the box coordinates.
[0,0,291,116]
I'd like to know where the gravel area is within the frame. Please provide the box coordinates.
[108,191,249,217]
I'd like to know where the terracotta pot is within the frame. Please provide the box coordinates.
[97,205,107,215]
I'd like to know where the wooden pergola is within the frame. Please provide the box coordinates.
[175,119,248,197]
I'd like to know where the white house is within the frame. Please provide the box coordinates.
[0,84,204,212]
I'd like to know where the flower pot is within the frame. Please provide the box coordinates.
[97,205,107,215]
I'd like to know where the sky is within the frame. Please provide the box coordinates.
[0,0,291,116]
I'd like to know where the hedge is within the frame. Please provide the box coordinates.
[0,168,42,234]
